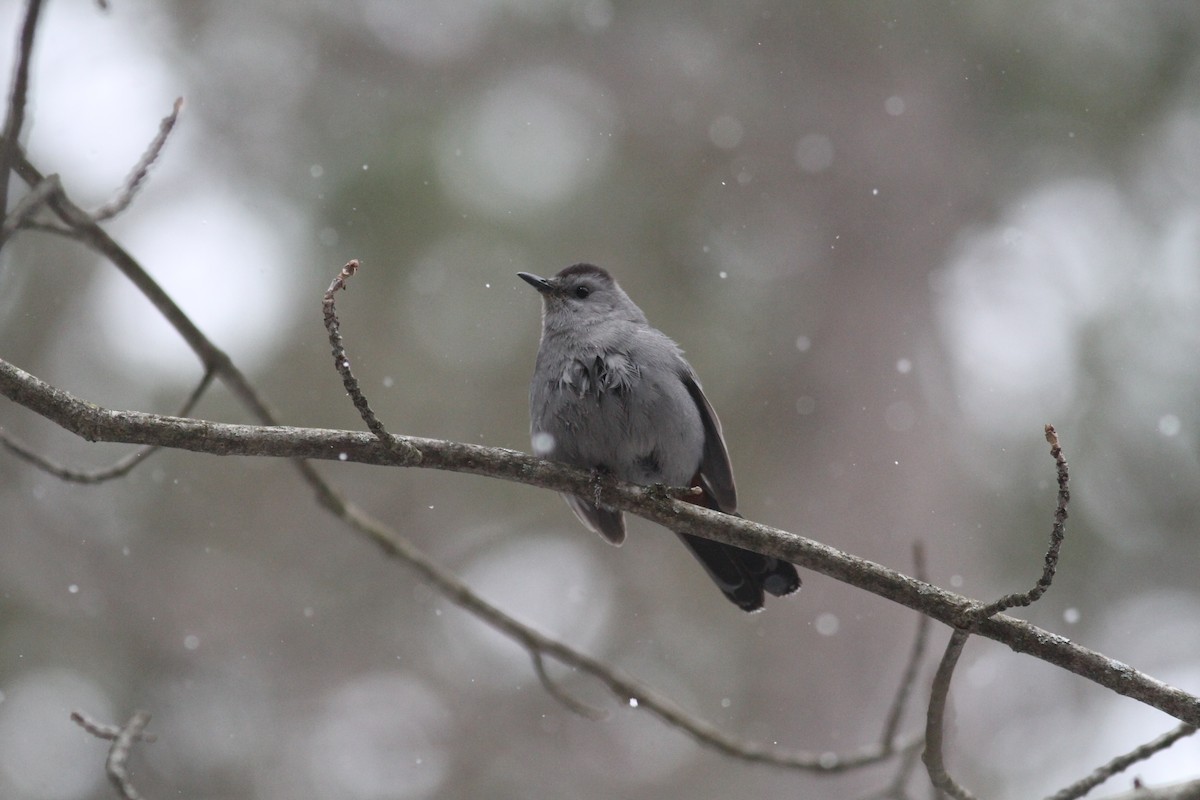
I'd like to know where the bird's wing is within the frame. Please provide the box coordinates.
[563,494,626,545]
[681,374,737,513]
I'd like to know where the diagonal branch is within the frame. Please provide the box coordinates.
[878,542,932,749]
[1048,723,1197,800]
[105,711,151,800]
[980,424,1070,617]
[9,148,348,518]
[1,367,215,483]
[71,710,157,743]
[322,258,417,459]
[923,629,975,800]
[0,0,44,232]
[924,427,1075,797]
[73,709,155,800]
[3,357,1199,730]
[917,430,1193,799]
[1098,779,1200,800]
[92,97,184,221]
[2,172,59,238]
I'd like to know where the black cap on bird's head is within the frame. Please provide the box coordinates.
[518,263,613,294]
[517,264,644,325]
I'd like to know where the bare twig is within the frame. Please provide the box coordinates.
[71,710,157,743]
[880,542,932,748]
[322,259,419,459]
[980,424,1070,617]
[1,368,214,483]
[923,629,975,800]
[324,477,919,771]
[2,172,60,238]
[0,0,44,233]
[1098,778,1200,800]
[1047,723,1197,800]
[5,359,1200,732]
[92,97,184,221]
[9,149,348,520]
[531,651,607,720]
[106,711,152,800]
[924,428,1075,797]
[14,218,72,236]
[861,743,925,800]
[72,710,155,800]
[860,544,934,799]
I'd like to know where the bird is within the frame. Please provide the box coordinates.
[518,263,800,611]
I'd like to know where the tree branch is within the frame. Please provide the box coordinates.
[923,629,975,800]
[0,368,214,483]
[5,5,1196,795]
[5,146,917,772]
[879,543,933,749]
[3,356,1198,730]
[0,0,44,233]
[1049,724,1197,800]
[91,97,183,221]
[72,710,154,800]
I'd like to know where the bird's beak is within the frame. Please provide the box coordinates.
[517,272,553,294]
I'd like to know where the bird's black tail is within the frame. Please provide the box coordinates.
[676,532,801,612]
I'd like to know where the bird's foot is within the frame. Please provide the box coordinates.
[588,467,614,507]
[646,483,702,502]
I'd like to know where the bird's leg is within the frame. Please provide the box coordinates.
[645,483,702,502]
[589,467,612,508]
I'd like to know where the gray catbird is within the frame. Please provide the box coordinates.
[518,263,800,611]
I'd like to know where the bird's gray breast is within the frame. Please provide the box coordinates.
[531,335,705,488]
[560,350,639,397]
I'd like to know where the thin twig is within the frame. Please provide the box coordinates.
[3,360,1199,730]
[2,172,60,238]
[92,97,184,221]
[860,742,925,800]
[14,218,72,236]
[1097,778,1200,800]
[71,710,157,743]
[72,710,156,800]
[1,368,214,483]
[980,424,1070,617]
[880,542,932,748]
[328,482,919,771]
[922,427,1078,798]
[10,149,348,520]
[322,259,419,460]
[0,0,44,234]
[531,651,607,720]
[105,711,152,800]
[862,544,934,799]
[923,629,975,800]
[1046,723,1197,800]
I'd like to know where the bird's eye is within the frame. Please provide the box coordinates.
[574,285,591,299]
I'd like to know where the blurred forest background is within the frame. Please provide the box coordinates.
[2,1,1200,798]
